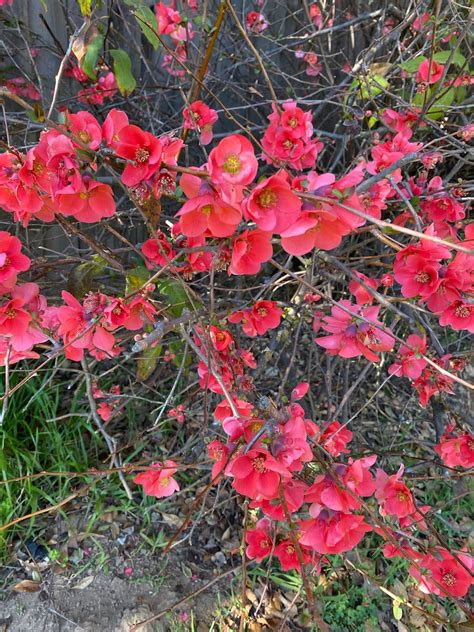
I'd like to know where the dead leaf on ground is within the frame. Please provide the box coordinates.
[12,580,41,593]
[73,575,95,590]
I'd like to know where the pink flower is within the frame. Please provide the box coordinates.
[208,134,258,188]
[228,229,272,276]
[315,300,395,363]
[411,548,474,598]
[56,291,115,361]
[388,334,427,380]
[227,447,290,499]
[177,193,242,238]
[0,231,31,290]
[115,125,164,186]
[133,460,180,498]
[228,300,282,337]
[67,111,102,150]
[102,109,129,150]
[318,421,352,456]
[56,177,116,222]
[303,52,322,77]
[291,382,309,401]
[245,174,301,233]
[348,272,379,305]
[142,232,176,268]
[261,101,323,170]
[245,519,273,561]
[375,466,416,518]
[439,300,474,333]
[417,59,444,84]
[309,3,323,29]
[246,11,269,34]
[183,101,218,145]
[300,508,372,554]
[435,427,474,468]
[281,208,348,255]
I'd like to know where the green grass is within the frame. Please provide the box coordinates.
[0,368,117,562]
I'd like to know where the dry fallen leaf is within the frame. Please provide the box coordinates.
[71,19,99,63]
[12,580,41,593]
[73,575,95,590]
[161,512,182,528]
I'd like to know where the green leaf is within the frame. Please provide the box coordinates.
[427,87,455,120]
[110,49,136,96]
[125,266,150,294]
[77,0,92,16]
[357,74,389,99]
[81,34,103,80]
[67,255,107,298]
[433,50,466,67]
[400,56,426,73]
[134,6,160,49]
[156,278,201,317]
[137,344,162,381]
[392,600,403,621]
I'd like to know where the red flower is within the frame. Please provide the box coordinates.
[182,101,218,145]
[142,232,176,268]
[439,300,474,333]
[318,421,352,456]
[102,109,129,150]
[56,178,116,223]
[227,447,290,499]
[228,300,282,337]
[274,540,311,571]
[115,125,164,186]
[375,466,416,519]
[208,134,258,188]
[315,300,394,363]
[412,548,473,597]
[291,382,309,401]
[245,519,273,562]
[228,229,272,276]
[133,460,180,498]
[416,59,444,84]
[209,325,233,352]
[299,508,372,554]
[207,440,229,478]
[348,272,379,305]
[281,208,347,255]
[177,193,241,238]
[68,110,102,150]
[435,427,474,468]
[388,334,427,380]
[245,173,301,234]
[0,231,31,291]
[246,11,269,34]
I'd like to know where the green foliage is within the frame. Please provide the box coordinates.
[321,583,381,631]
[137,343,162,380]
[134,6,160,50]
[155,278,202,317]
[0,373,105,561]
[81,34,103,80]
[67,255,108,298]
[110,49,136,96]
[77,0,92,17]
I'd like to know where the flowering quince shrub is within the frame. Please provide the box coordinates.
[0,0,473,627]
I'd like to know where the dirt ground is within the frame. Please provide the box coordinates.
[0,549,231,631]
[0,493,244,632]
